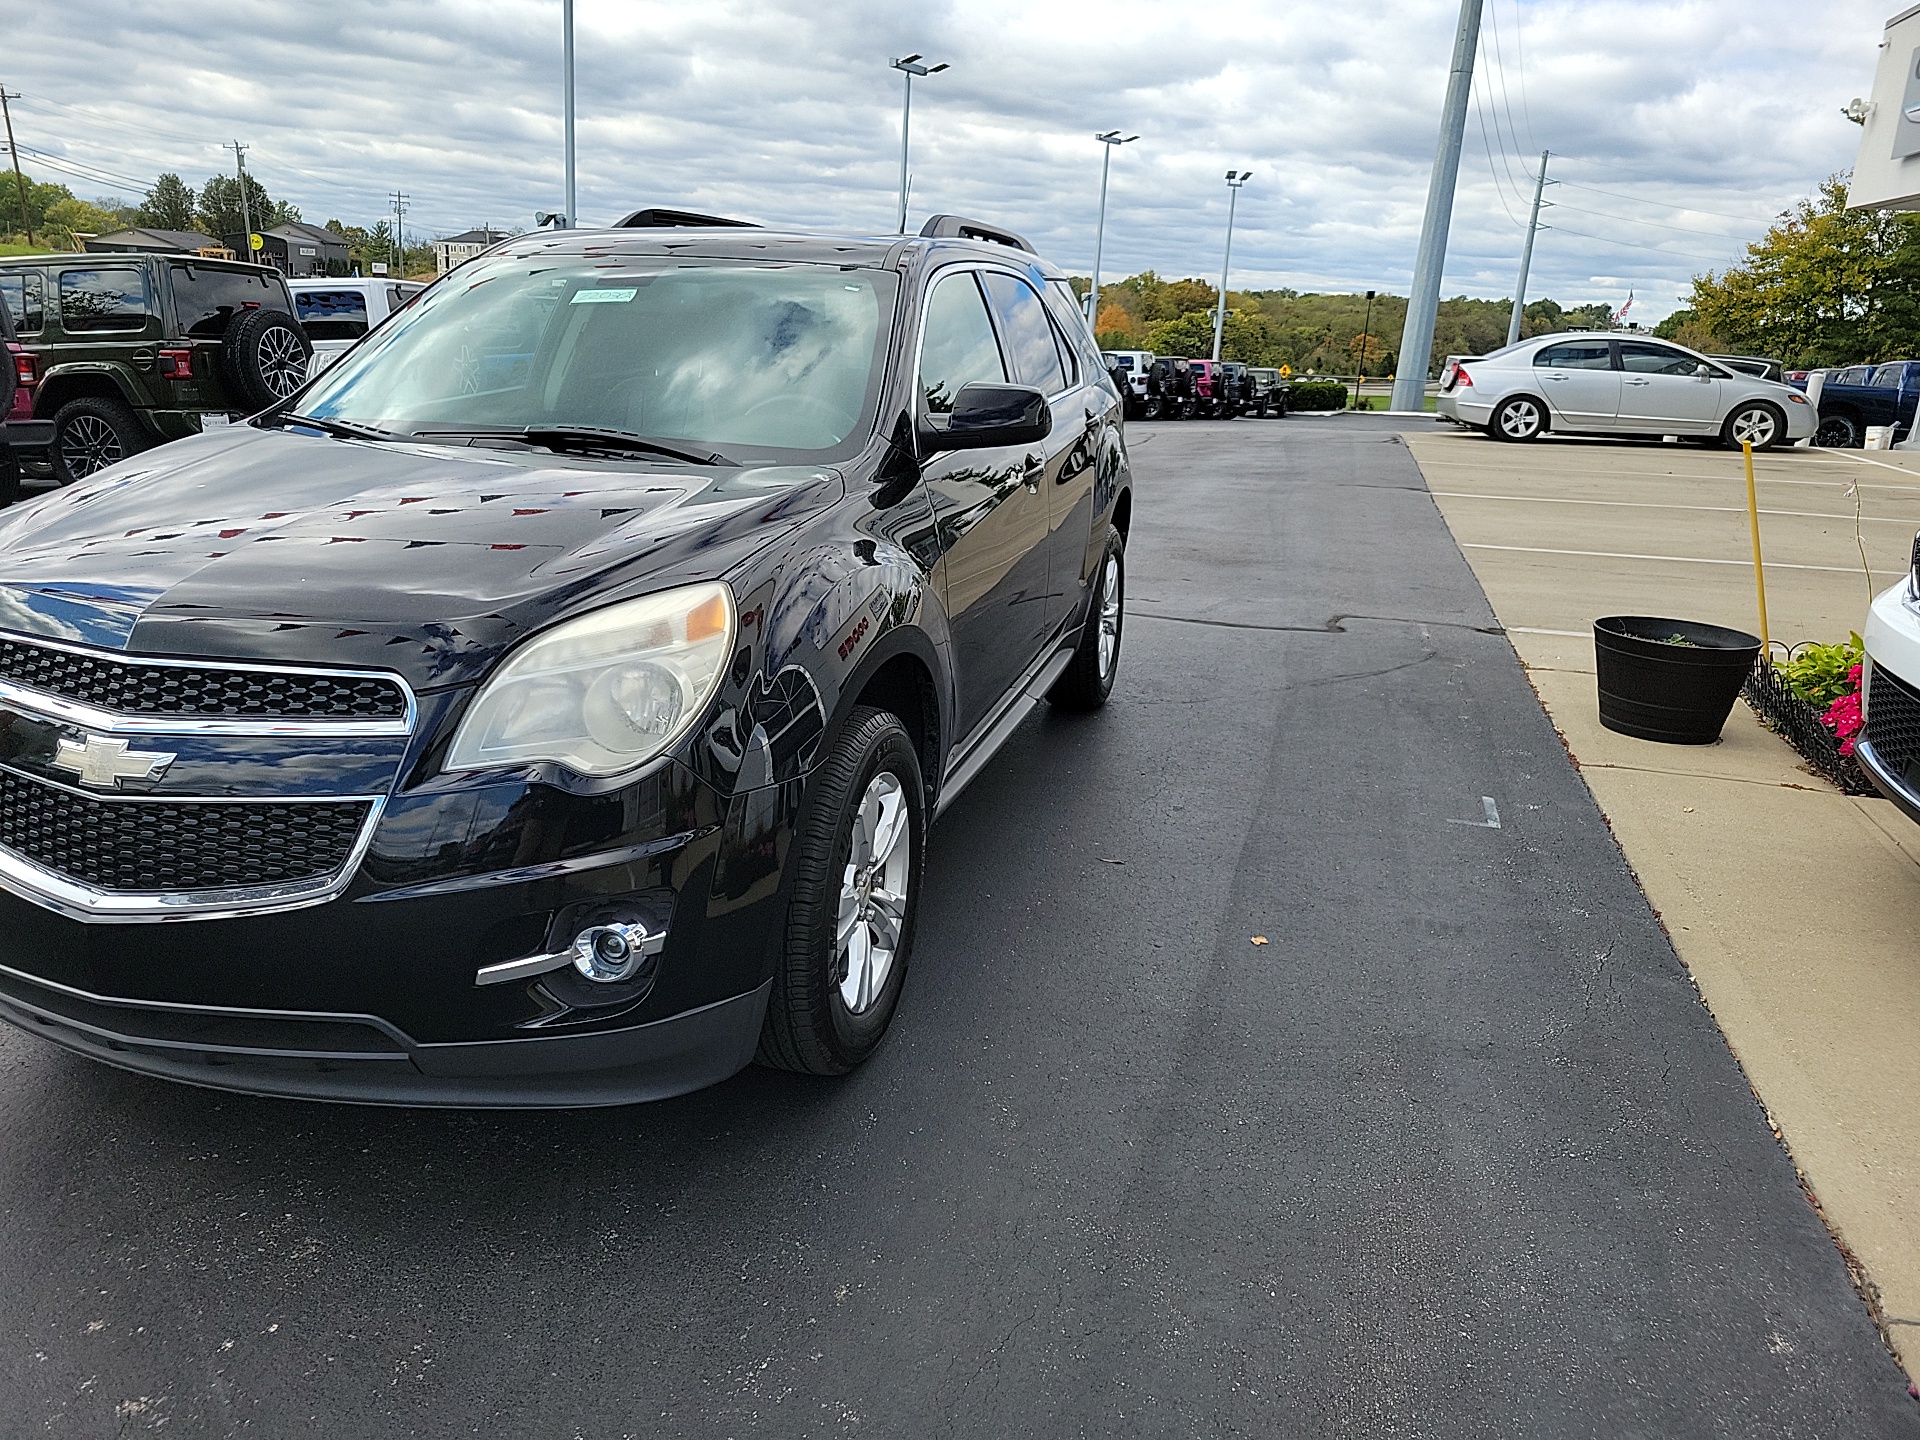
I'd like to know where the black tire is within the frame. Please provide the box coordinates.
[51,395,151,485]
[1722,400,1785,452]
[1812,411,1860,448]
[1048,525,1125,712]
[1143,394,1163,420]
[220,307,312,413]
[757,706,924,1076]
[1490,393,1547,441]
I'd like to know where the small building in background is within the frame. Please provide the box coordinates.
[432,228,510,276]
[225,223,352,277]
[85,227,233,259]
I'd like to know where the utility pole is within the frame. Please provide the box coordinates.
[391,191,408,277]
[890,55,948,234]
[1085,130,1138,331]
[0,86,29,245]
[562,0,575,227]
[1211,170,1250,362]
[226,140,253,259]
[1354,289,1377,409]
[1390,0,1484,414]
[1506,150,1550,347]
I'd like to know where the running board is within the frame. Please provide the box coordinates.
[935,645,1077,818]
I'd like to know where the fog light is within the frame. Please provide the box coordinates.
[571,922,658,983]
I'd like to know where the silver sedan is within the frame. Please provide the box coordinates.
[1436,333,1817,449]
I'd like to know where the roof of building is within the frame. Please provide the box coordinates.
[437,228,509,246]
[85,227,225,252]
[265,222,350,247]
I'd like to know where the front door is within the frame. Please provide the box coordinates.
[1614,340,1723,433]
[1530,338,1620,428]
[916,268,1052,742]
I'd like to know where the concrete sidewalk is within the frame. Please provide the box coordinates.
[1409,425,1920,1370]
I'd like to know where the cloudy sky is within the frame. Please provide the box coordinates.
[6,0,1896,321]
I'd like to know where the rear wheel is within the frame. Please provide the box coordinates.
[1143,394,1163,420]
[1490,394,1546,442]
[52,395,151,484]
[1048,526,1125,712]
[1723,401,1784,451]
[757,707,923,1076]
[1813,411,1860,448]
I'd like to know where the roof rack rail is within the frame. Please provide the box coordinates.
[614,208,759,229]
[917,214,1035,253]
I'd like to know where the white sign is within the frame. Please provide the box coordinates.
[1849,9,1920,210]
[370,262,389,275]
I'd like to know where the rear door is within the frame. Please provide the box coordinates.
[916,267,1052,741]
[1530,339,1619,427]
[1615,340,1722,433]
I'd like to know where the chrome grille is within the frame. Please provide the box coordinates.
[0,770,372,893]
[0,636,408,720]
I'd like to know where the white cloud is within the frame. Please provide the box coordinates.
[7,0,1892,321]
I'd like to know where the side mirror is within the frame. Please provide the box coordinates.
[920,383,1052,452]
[1694,363,1714,378]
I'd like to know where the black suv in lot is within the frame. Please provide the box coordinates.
[0,213,1132,1106]
[0,253,312,484]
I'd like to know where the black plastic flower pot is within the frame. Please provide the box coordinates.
[1593,616,1762,744]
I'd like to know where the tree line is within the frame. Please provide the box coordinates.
[1081,272,1613,376]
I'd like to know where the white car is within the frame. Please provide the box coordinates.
[289,278,426,380]
[1861,565,1920,821]
[1436,332,1818,450]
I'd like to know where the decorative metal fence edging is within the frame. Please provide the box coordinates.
[1741,653,1876,796]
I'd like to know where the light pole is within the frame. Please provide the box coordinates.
[891,54,948,234]
[1085,130,1139,334]
[1354,289,1376,409]
[1211,170,1250,363]
[562,0,576,227]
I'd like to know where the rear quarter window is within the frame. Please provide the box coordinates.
[58,267,153,332]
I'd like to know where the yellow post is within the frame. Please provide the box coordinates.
[1743,439,1770,653]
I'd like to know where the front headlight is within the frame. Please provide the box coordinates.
[446,583,736,777]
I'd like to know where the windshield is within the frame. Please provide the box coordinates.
[297,256,898,461]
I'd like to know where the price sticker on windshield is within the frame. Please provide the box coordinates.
[571,288,637,305]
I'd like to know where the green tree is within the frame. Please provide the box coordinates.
[42,197,120,246]
[139,173,197,231]
[0,171,77,241]
[1687,174,1916,368]
[197,171,277,243]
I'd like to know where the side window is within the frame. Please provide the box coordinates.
[1534,340,1613,370]
[1619,341,1700,376]
[0,273,44,333]
[168,265,275,339]
[980,271,1067,396]
[294,288,372,341]
[1873,363,1906,389]
[57,268,153,332]
[918,271,1007,414]
[1045,277,1103,383]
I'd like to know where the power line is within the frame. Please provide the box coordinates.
[1470,78,1525,225]
[1549,200,1752,241]
[1507,0,1537,151]
[1554,178,1782,227]
[1544,222,1730,264]
[14,143,154,193]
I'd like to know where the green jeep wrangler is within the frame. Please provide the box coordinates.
[0,253,313,485]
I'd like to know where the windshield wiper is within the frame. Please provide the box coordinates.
[416,425,733,466]
[275,413,402,443]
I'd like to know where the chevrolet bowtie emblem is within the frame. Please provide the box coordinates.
[52,735,178,789]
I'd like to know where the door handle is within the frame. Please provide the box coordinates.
[1542,373,1568,381]
[1624,378,1652,386]
[1021,455,1043,493]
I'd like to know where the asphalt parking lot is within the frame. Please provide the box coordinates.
[2,417,1916,1437]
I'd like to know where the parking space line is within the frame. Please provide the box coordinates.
[1460,543,1902,575]
[1429,492,1920,524]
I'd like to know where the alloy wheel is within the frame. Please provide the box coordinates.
[259,325,309,399]
[1730,407,1778,448]
[1097,554,1122,677]
[1500,399,1542,439]
[835,771,911,1015]
[58,414,124,480]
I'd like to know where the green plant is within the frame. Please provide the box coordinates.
[1289,379,1348,411]
[1781,633,1864,707]
[1660,634,1696,647]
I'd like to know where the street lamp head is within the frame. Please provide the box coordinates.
[897,52,922,65]
[1225,169,1251,187]
[1096,130,1140,146]
[891,55,946,76]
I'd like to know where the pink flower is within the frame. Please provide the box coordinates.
[1848,663,1864,689]
[1824,691,1863,746]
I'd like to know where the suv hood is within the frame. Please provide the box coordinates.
[0,425,843,689]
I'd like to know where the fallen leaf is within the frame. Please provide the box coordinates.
[1250,936,1269,946]
[1098,858,1126,865]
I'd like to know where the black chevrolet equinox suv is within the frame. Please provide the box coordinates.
[0,212,1133,1106]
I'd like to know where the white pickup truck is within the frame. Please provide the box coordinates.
[289,278,426,380]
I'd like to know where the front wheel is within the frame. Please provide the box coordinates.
[1490,394,1546,442]
[757,707,924,1076]
[52,395,151,484]
[1812,412,1860,448]
[1049,526,1125,712]
[1723,401,1784,452]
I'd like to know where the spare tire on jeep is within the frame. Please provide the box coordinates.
[219,308,312,412]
